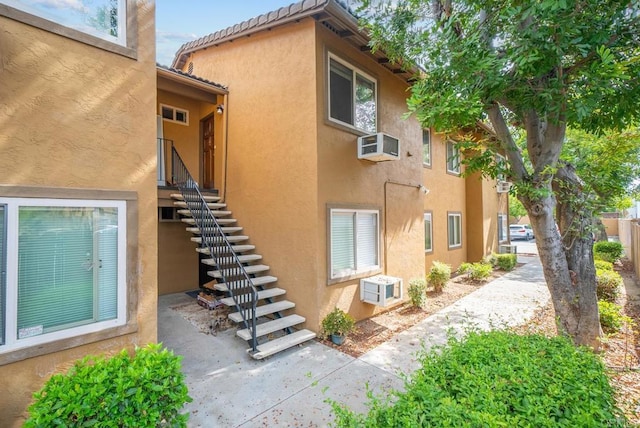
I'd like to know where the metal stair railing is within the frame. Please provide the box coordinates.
[171,146,258,352]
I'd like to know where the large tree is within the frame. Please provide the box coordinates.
[361,0,640,348]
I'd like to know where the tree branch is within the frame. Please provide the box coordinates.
[486,103,527,182]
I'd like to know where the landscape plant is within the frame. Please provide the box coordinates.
[491,253,518,271]
[427,261,451,293]
[596,268,623,303]
[25,343,192,427]
[331,331,628,427]
[408,277,427,308]
[598,300,633,334]
[360,0,640,349]
[458,261,493,282]
[321,307,355,339]
[595,259,614,271]
[594,241,624,263]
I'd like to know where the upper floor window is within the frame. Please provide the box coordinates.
[498,213,508,242]
[496,154,507,182]
[422,129,431,167]
[328,54,377,133]
[446,140,461,175]
[161,104,189,125]
[424,212,433,253]
[0,0,135,57]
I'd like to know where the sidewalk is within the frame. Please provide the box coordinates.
[157,255,549,427]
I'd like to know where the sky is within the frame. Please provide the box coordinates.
[155,1,297,66]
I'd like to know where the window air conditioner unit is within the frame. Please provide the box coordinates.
[496,181,512,193]
[357,133,400,162]
[360,275,403,307]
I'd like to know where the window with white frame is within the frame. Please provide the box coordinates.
[161,104,189,125]
[498,213,508,242]
[496,154,507,182]
[328,54,377,133]
[422,129,431,167]
[448,212,462,248]
[0,0,134,55]
[446,140,461,175]
[0,198,127,353]
[330,208,379,279]
[424,212,433,252]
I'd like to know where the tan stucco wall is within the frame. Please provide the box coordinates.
[466,172,507,262]
[0,1,157,425]
[158,221,200,294]
[316,24,425,324]
[424,133,468,270]
[602,218,619,237]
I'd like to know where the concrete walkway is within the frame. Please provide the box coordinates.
[158,255,549,427]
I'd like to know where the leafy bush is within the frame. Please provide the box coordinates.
[321,307,355,337]
[593,241,624,263]
[332,331,627,427]
[408,278,427,308]
[595,259,614,271]
[458,261,493,282]
[25,343,192,427]
[492,253,518,271]
[428,261,451,293]
[596,268,623,303]
[598,301,633,334]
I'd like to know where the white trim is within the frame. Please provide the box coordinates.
[424,212,433,252]
[160,103,189,126]
[446,140,461,175]
[327,53,377,133]
[0,198,127,353]
[447,212,462,248]
[422,129,432,167]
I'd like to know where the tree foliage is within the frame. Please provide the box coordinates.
[360,0,640,348]
[508,194,527,222]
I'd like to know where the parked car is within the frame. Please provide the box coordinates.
[510,224,533,240]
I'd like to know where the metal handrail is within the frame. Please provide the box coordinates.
[171,147,258,352]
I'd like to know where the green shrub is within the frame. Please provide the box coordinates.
[25,343,192,427]
[596,268,623,303]
[428,261,451,292]
[593,241,624,263]
[332,331,627,427]
[408,278,427,308]
[492,253,518,271]
[459,261,493,282]
[598,301,633,334]
[321,307,355,337]
[594,259,614,271]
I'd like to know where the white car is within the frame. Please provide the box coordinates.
[510,224,533,240]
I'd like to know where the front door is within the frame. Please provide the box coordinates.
[202,115,215,189]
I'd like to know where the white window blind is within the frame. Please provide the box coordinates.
[330,209,379,279]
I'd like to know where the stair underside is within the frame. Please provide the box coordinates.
[171,193,220,202]
[186,226,243,234]
[197,245,256,255]
[182,218,237,225]
[248,329,317,360]
[191,235,248,244]
[174,201,226,209]
[208,275,278,291]
[178,209,232,217]
[201,254,262,265]
[209,264,269,278]
[228,300,295,323]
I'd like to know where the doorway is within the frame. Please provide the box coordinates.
[202,115,215,189]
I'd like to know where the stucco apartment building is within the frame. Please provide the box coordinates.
[162,0,508,347]
[0,0,506,423]
[0,0,157,425]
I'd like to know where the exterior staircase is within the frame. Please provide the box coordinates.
[170,148,315,359]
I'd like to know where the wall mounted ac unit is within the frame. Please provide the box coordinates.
[360,275,403,307]
[357,133,400,162]
[496,181,512,193]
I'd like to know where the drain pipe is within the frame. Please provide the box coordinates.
[221,92,229,202]
[383,180,429,274]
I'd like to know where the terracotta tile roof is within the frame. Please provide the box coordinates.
[172,0,356,69]
[156,63,228,91]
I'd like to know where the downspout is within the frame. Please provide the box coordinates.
[221,92,229,202]
[383,179,429,274]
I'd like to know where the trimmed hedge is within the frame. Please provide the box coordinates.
[594,241,624,263]
[596,268,623,303]
[25,344,192,427]
[332,331,627,427]
[491,253,518,271]
[428,261,451,292]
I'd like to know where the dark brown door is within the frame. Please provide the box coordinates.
[202,116,215,189]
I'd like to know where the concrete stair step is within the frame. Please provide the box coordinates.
[191,235,248,244]
[209,264,269,278]
[197,245,256,255]
[228,300,294,323]
[174,200,226,209]
[182,218,237,225]
[171,193,220,202]
[201,254,262,266]
[248,330,317,360]
[219,287,286,307]
[186,226,243,234]
[212,275,277,291]
[236,314,305,341]
[178,209,232,217]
